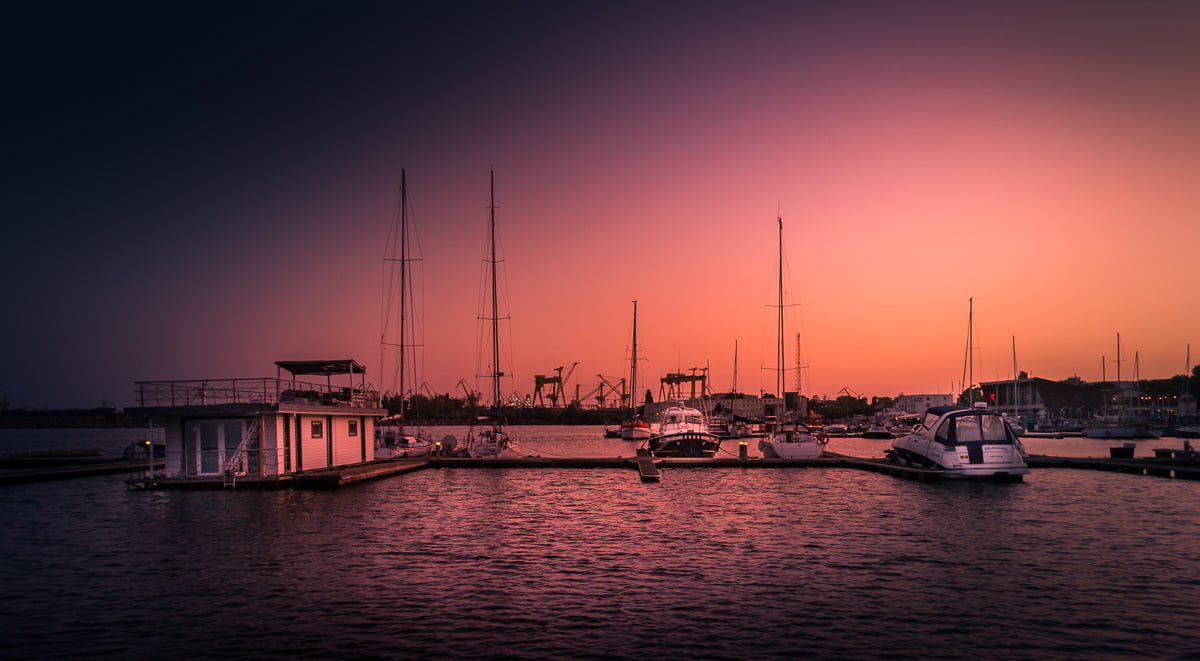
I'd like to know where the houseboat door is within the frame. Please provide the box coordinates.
[188,419,246,476]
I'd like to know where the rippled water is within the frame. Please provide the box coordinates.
[2,426,1199,659]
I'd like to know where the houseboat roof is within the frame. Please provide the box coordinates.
[275,359,366,376]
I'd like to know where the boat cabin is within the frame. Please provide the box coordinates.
[919,406,1018,446]
[125,359,386,487]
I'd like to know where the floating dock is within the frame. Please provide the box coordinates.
[3,451,1197,489]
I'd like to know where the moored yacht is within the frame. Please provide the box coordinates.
[889,406,1029,480]
[759,417,824,458]
[645,402,721,457]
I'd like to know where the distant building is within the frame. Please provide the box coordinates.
[895,393,954,414]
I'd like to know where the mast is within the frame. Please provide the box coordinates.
[399,169,408,429]
[630,299,639,411]
[776,217,785,410]
[964,298,975,405]
[1011,335,1017,414]
[488,170,501,409]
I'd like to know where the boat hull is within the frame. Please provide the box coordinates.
[647,431,721,457]
[759,437,823,459]
[374,433,434,459]
[620,426,651,440]
[1082,426,1139,439]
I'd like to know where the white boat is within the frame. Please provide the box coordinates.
[890,406,1030,479]
[374,421,434,459]
[645,402,721,457]
[466,171,517,459]
[761,418,824,458]
[620,416,652,440]
[375,170,434,460]
[757,216,824,460]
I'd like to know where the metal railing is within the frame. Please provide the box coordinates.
[135,378,380,409]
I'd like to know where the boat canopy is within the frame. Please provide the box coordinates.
[275,360,367,376]
[932,409,1015,446]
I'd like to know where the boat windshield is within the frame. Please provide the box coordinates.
[938,413,1012,444]
[685,415,703,425]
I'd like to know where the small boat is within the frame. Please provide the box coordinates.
[603,427,622,439]
[861,424,894,440]
[374,421,434,459]
[466,409,514,458]
[644,402,721,457]
[759,417,824,458]
[889,406,1030,479]
[1081,425,1139,439]
[619,415,652,440]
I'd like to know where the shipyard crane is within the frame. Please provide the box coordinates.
[575,374,626,409]
[533,361,580,407]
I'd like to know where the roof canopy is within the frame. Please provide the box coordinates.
[275,360,366,376]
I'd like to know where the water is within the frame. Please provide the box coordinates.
[2,426,1199,659]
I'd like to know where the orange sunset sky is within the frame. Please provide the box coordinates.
[5,1,1199,408]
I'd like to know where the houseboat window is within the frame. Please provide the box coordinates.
[685,415,702,425]
[311,420,323,439]
[348,420,358,437]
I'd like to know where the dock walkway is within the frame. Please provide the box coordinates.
[3,452,1195,490]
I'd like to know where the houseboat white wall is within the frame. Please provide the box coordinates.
[152,410,378,478]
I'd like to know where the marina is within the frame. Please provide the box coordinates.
[3,424,1199,659]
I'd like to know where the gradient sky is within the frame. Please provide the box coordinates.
[5,0,1199,409]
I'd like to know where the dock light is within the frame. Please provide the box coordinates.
[739,440,748,460]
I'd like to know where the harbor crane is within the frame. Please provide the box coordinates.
[533,362,580,407]
[659,367,709,402]
[575,374,626,409]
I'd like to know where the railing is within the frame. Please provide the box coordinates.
[135,378,381,409]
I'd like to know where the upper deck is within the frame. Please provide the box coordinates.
[129,359,385,415]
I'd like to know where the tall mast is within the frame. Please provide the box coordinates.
[488,170,501,408]
[964,297,974,405]
[399,169,408,428]
[777,217,785,407]
[630,299,638,411]
[1011,335,1017,413]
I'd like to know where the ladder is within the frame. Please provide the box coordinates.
[223,417,261,488]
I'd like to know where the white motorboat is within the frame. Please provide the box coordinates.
[889,406,1030,479]
[645,402,721,457]
[757,216,823,460]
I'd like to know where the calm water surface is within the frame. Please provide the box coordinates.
[1,426,1198,659]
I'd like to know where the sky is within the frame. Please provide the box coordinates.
[4,0,1200,409]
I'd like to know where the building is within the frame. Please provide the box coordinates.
[125,359,386,487]
[894,393,954,414]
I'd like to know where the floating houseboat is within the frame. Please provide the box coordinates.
[125,359,387,488]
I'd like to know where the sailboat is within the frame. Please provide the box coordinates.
[375,169,435,460]
[466,170,516,458]
[1082,332,1140,439]
[758,216,823,459]
[619,300,651,441]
